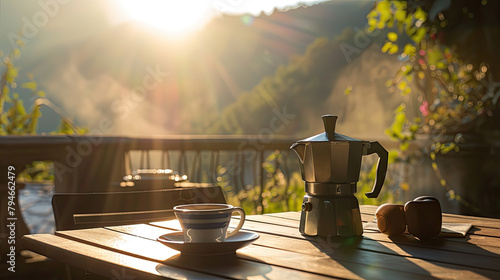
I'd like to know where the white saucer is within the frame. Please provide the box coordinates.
[157,230,259,255]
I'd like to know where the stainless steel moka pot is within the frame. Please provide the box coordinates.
[290,115,388,237]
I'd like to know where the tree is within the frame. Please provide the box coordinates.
[368,0,500,216]
[1,44,85,135]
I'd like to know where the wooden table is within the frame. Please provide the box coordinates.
[23,205,500,279]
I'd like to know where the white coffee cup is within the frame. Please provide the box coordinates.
[173,203,246,243]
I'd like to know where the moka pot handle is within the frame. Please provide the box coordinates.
[364,141,388,198]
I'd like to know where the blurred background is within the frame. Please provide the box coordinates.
[1,0,400,137]
[1,0,499,235]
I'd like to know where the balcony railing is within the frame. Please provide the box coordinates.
[0,135,302,212]
[1,135,404,242]
[1,135,406,210]
[0,135,304,254]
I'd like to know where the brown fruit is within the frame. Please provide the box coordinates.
[375,203,406,235]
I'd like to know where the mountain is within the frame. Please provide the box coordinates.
[10,0,382,135]
[203,32,403,140]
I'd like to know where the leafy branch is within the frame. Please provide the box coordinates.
[365,0,500,214]
[0,47,85,135]
[1,43,87,182]
[368,0,499,149]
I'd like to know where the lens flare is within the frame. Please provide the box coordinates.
[120,0,212,35]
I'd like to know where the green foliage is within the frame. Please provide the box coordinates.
[384,104,420,152]
[367,0,500,213]
[344,85,353,95]
[1,46,87,183]
[0,47,86,136]
[17,161,55,183]
[227,172,305,215]
[369,0,499,148]
[222,151,305,214]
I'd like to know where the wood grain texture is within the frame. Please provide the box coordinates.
[22,205,500,279]
[55,228,334,279]
[22,234,223,279]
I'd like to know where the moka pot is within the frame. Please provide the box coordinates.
[290,115,388,237]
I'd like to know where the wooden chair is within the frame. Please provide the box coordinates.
[52,185,227,230]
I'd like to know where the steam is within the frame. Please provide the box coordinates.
[42,54,172,135]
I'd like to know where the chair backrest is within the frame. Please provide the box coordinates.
[52,185,226,230]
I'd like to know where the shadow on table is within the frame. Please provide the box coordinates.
[157,253,272,279]
[307,235,440,279]
[387,231,500,279]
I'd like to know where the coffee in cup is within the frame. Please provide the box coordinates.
[173,203,246,243]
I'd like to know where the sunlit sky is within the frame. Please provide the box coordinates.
[0,0,380,136]
[108,0,328,35]
[0,0,330,53]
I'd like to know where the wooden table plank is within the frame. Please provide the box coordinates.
[242,228,500,278]
[59,227,430,279]
[274,207,500,229]
[153,217,306,238]
[251,213,500,256]
[261,212,500,252]
[150,213,500,258]
[468,226,500,237]
[22,234,224,279]
[110,225,452,279]
[165,252,337,280]
[22,206,500,280]
[266,210,500,247]
[107,223,177,240]
[148,217,500,279]
[56,228,180,261]
[111,225,418,279]
[114,223,500,279]
[112,212,500,260]
[55,228,335,280]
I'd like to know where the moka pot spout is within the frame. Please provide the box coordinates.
[290,142,306,181]
[290,142,306,163]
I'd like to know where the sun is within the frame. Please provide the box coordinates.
[119,0,213,35]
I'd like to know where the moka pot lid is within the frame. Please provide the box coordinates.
[295,115,362,143]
